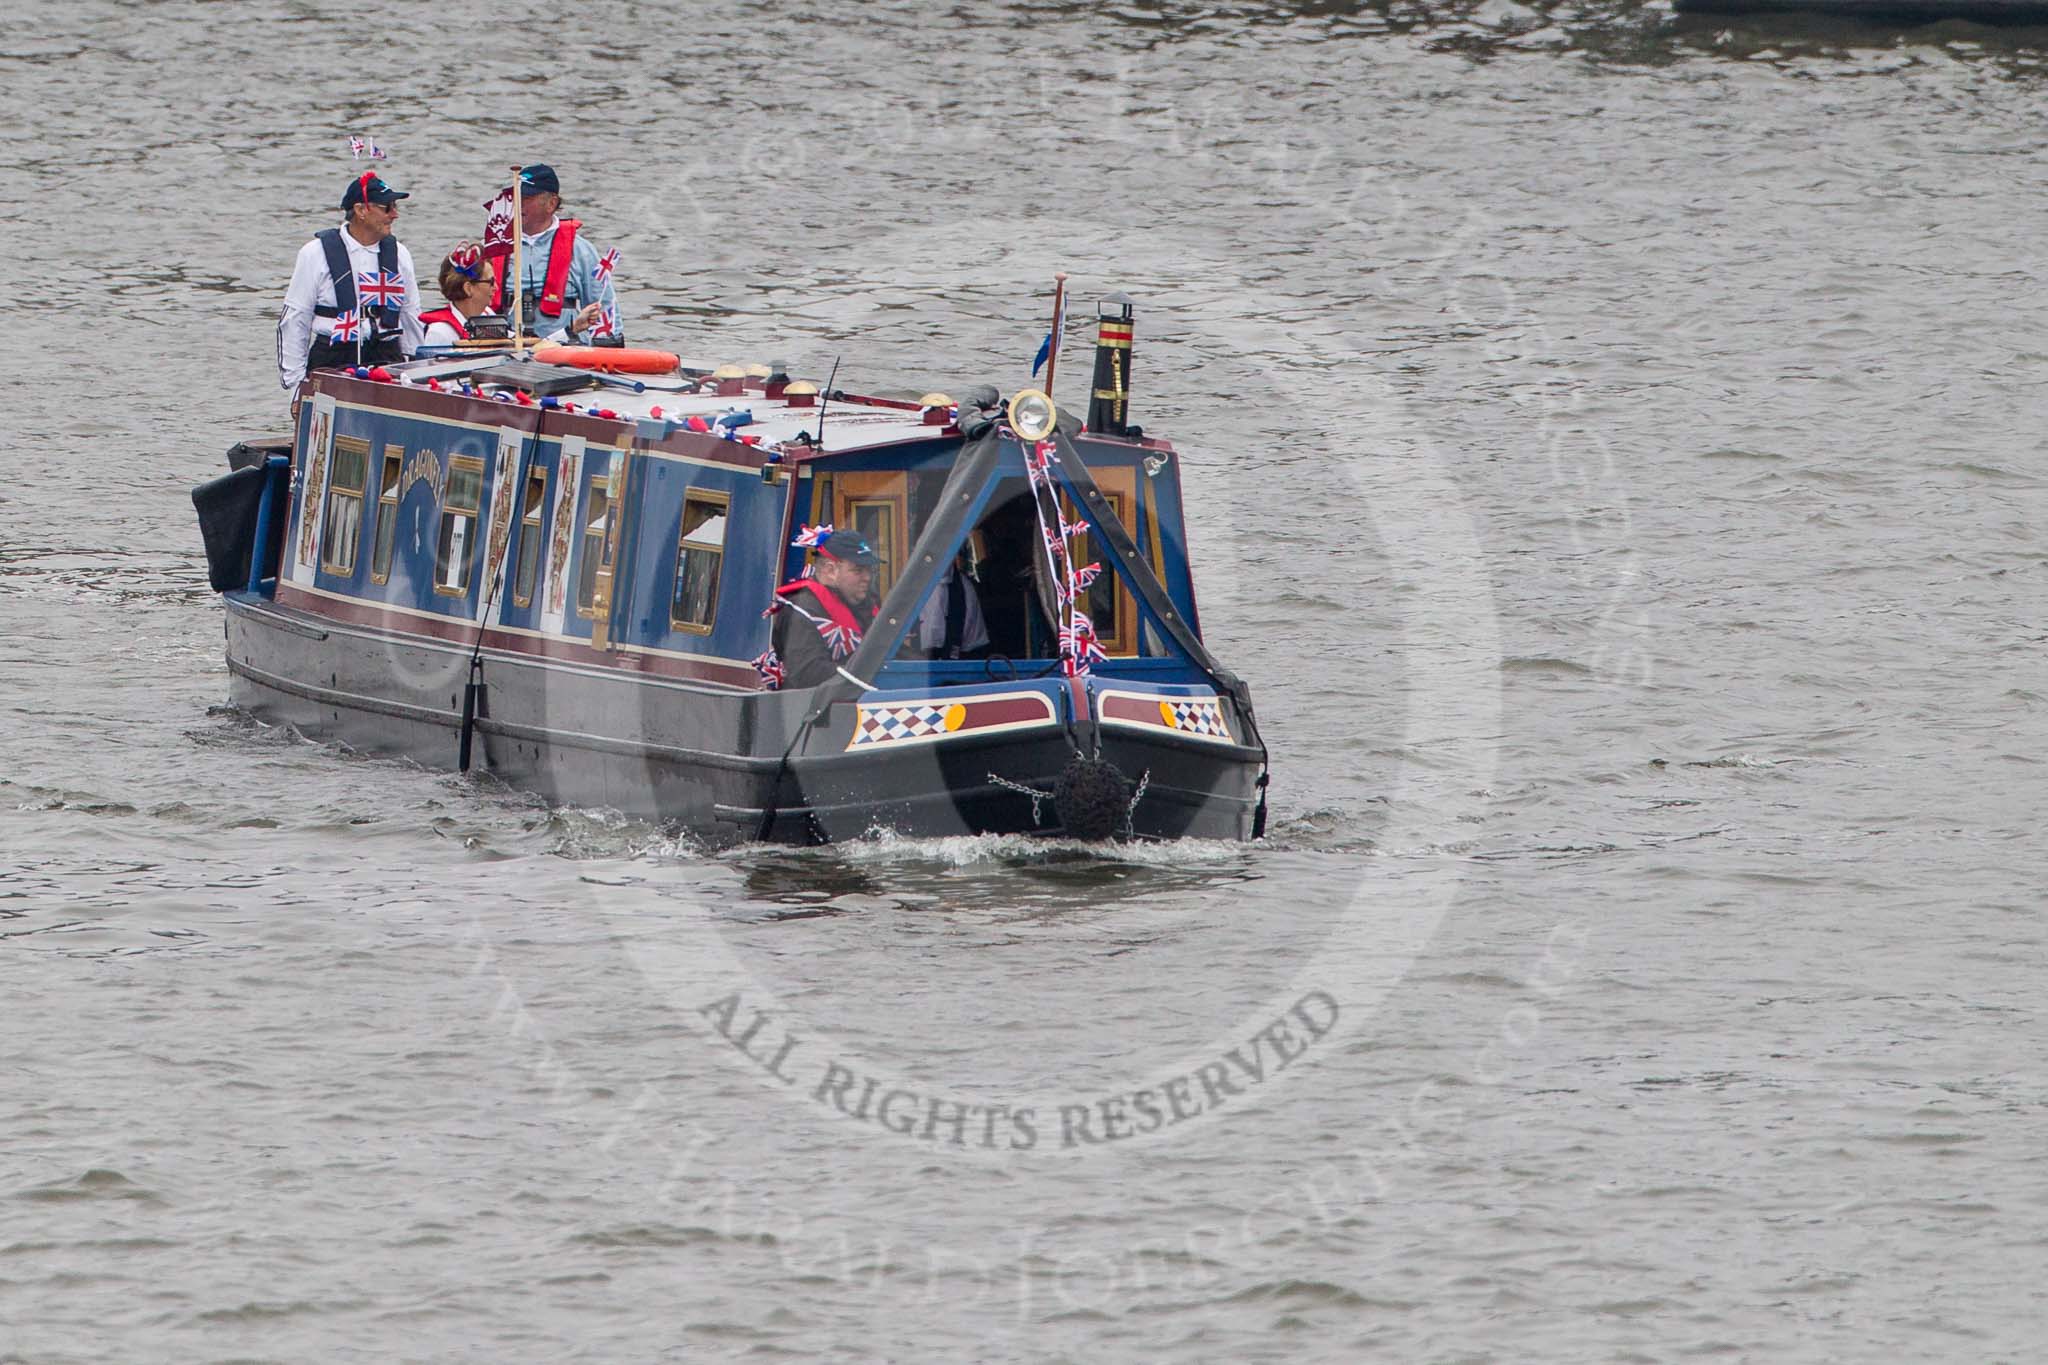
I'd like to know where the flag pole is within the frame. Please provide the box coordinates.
[1043,272,1068,402]
[510,165,525,359]
[352,172,368,369]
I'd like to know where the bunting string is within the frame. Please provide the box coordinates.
[1022,437,1104,676]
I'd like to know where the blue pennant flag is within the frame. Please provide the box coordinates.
[1031,294,1067,377]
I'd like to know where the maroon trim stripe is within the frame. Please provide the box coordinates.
[958,696,1055,728]
[273,582,761,688]
[1099,693,1174,728]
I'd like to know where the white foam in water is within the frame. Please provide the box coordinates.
[781,825,1250,869]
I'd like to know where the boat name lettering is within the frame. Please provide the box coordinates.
[400,448,444,505]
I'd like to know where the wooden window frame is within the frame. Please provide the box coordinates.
[1061,482,1143,657]
[575,470,611,620]
[511,465,550,608]
[320,436,372,577]
[669,489,730,635]
[369,444,403,585]
[433,455,486,598]
[811,471,907,596]
[846,497,898,598]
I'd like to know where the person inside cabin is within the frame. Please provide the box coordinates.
[768,531,881,690]
[491,164,619,344]
[419,242,497,347]
[277,172,423,395]
[915,548,991,662]
[904,473,991,662]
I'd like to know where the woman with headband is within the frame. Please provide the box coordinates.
[419,242,497,347]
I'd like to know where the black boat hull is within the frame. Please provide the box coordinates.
[223,593,1260,844]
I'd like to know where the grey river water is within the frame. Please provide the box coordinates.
[5,1,2048,1360]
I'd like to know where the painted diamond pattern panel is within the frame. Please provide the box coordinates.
[853,703,953,746]
[1167,699,1229,739]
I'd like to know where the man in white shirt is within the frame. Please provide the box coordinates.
[277,172,424,393]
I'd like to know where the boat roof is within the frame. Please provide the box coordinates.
[389,351,952,458]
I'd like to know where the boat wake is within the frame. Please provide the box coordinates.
[805,824,1251,870]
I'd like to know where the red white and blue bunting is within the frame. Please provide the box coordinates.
[1023,437,1106,676]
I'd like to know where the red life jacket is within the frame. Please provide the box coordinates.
[418,306,469,340]
[489,219,582,318]
[774,578,870,659]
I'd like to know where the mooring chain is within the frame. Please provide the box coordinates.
[986,772,1046,825]
[1120,768,1151,837]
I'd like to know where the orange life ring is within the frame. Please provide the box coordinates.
[534,345,679,375]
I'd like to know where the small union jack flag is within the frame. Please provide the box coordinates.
[590,305,618,338]
[595,247,620,282]
[751,649,785,690]
[820,621,862,658]
[349,135,386,160]
[329,309,361,342]
[356,269,405,309]
[791,523,834,549]
[1073,562,1102,590]
[1058,619,1105,674]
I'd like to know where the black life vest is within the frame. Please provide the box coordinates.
[312,228,403,341]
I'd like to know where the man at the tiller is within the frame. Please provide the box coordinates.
[766,531,882,690]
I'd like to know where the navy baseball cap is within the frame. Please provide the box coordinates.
[341,172,409,209]
[519,164,560,195]
[816,530,879,567]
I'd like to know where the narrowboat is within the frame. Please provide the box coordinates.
[193,298,1269,843]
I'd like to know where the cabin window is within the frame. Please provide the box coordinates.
[670,490,728,633]
[576,473,611,617]
[848,499,896,596]
[813,471,906,597]
[320,437,371,576]
[435,456,484,596]
[1061,487,1141,657]
[369,445,402,584]
[512,466,549,608]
